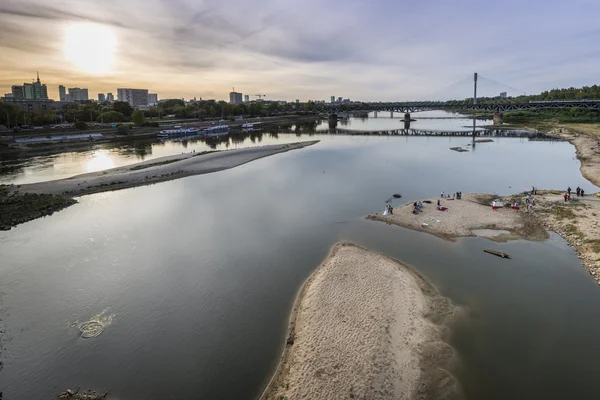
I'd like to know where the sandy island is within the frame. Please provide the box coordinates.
[262,242,461,400]
[17,140,319,196]
[0,141,318,230]
[368,193,548,242]
[368,192,600,285]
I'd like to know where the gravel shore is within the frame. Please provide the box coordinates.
[262,242,461,400]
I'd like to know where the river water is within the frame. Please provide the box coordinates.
[1,113,600,399]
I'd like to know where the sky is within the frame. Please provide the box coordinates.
[0,0,599,102]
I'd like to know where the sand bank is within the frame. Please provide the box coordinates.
[14,141,318,197]
[0,141,318,230]
[368,193,547,242]
[262,242,461,400]
[370,192,600,285]
[548,124,600,187]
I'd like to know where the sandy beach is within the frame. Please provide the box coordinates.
[369,192,600,285]
[14,140,319,196]
[368,193,547,242]
[262,242,461,400]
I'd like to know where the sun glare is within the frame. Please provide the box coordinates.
[64,22,117,75]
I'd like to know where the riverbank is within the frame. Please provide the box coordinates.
[369,192,600,285]
[546,124,600,187]
[262,242,461,400]
[0,115,322,156]
[0,141,318,230]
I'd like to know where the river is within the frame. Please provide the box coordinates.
[1,112,599,399]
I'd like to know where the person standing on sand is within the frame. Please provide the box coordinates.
[437,199,441,207]
[568,187,572,196]
[564,193,568,203]
[441,191,444,198]
[576,187,581,197]
[581,189,585,197]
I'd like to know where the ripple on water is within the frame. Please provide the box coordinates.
[77,309,114,339]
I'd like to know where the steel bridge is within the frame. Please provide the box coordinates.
[320,73,600,113]
[321,99,600,113]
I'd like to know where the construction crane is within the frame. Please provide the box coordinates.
[254,94,266,100]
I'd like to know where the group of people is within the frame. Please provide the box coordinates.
[412,201,423,214]
[440,191,462,199]
[565,186,585,202]
[385,204,394,215]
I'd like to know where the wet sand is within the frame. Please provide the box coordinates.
[262,242,460,400]
[14,141,319,196]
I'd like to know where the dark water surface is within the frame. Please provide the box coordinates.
[1,133,599,399]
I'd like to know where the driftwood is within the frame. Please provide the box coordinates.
[483,249,511,259]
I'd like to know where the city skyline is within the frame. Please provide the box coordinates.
[1,0,599,102]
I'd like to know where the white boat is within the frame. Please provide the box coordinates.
[203,125,230,137]
[157,128,200,138]
[241,122,262,130]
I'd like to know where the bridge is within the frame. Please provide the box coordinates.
[327,99,600,113]
[319,73,600,114]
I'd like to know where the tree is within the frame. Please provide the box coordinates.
[74,121,88,130]
[97,111,126,123]
[112,101,134,118]
[132,109,146,125]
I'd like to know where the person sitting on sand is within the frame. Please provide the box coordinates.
[437,199,441,207]
[418,201,423,210]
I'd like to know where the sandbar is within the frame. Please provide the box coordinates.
[262,242,461,400]
[14,141,319,197]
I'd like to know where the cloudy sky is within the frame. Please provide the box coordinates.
[1,0,599,102]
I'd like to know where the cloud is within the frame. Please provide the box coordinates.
[1,0,599,101]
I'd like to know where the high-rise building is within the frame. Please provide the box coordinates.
[244,94,250,103]
[337,97,342,103]
[106,93,114,102]
[68,87,89,101]
[117,88,149,107]
[500,92,507,98]
[98,93,106,102]
[58,85,66,101]
[11,85,24,99]
[148,93,158,105]
[330,96,335,103]
[229,91,243,105]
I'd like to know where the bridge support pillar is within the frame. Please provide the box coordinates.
[374,111,377,118]
[390,111,393,118]
[493,112,503,125]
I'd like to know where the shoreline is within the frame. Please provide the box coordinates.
[0,140,318,230]
[261,242,461,400]
[368,191,600,285]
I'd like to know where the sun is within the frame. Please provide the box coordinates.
[64,22,117,75]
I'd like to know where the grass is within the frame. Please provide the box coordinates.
[564,224,584,238]
[554,206,577,220]
[0,185,76,230]
[585,239,600,253]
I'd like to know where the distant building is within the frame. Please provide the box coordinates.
[58,85,66,102]
[296,99,299,104]
[244,94,250,103]
[106,92,114,102]
[10,73,48,100]
[229,91,243,105]
[337,97,342,103]
[500,92,507,98]
[98,93,106,102]
[11,85,24,99]
[68,87,89,101]
[331,96,335,103]
[117,88,149,107]
[148,93,158,105]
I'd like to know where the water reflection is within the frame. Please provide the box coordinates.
[0,114,562,186]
